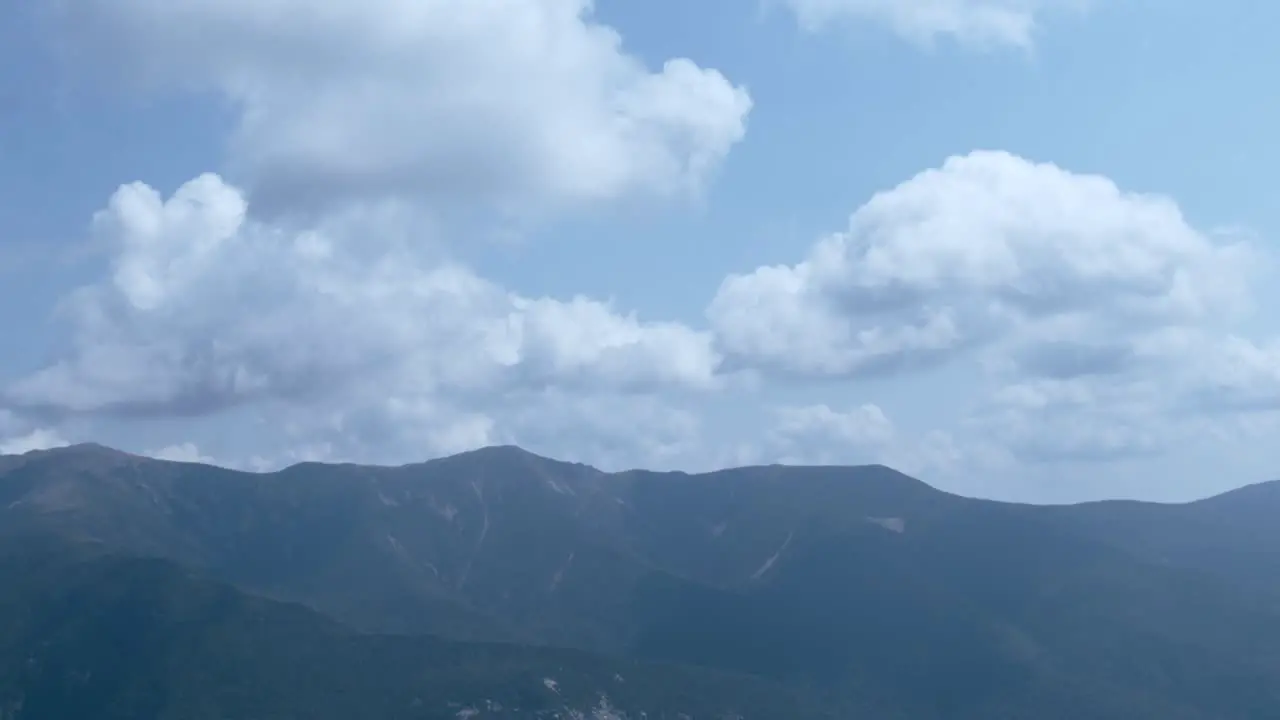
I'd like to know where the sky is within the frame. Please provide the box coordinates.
[2,0,1279,503]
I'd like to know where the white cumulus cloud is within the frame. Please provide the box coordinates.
[57,0,752,215]
[708,150,1251,381]
[707,150,1278,466]
[2,175,722,423]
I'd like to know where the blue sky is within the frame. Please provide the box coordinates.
[2,0,1279,502]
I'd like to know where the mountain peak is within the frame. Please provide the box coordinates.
[10,442,134,461]
[457,443,542,460]
[443,444,593,470]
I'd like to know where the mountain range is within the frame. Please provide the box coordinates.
[3,443,1280,718]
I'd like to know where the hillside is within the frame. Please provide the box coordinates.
[0,538,850,720]
[4,444,1280,718]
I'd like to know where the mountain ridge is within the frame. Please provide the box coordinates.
[9,441,1275,506]
[5,443,1280,718]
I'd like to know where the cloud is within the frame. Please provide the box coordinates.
[503,390,708,470]
[0,412,70,455]
[162,389,714,474]
[0,428,70,455]
[11,153,1271,476]
[765,403,995,479]
[879,430,981,479]
[144,442,216,465]
[708,150,1251,381]
[57,0,752,215]
[766,403,891,465]
[9,1,751,475]
[707,150,1279,466]
[2,174,722,422]
[1184,336,1280,413]
[958,330,1280,464]
[770,403,896,455]
[968,326,1280,464]
[783,0,1089,48]
[250,394,501,468]
[969,377,1175,462]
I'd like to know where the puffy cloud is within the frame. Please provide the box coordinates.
[169,389,711,473]
[1184,336,1280,413]
[144,442,216,465]
[12,152,1269,476]
[878,430,979,479]
[766,404,892,465]
[765,402,989,478]
[380,401,499,459]
[706,150,1280,468]
[762,403,988,481]
[708,151,1251,381]
[771,403,896,452]
[503,391,707,470]
[508,296,725,393]
[784,0,1089,48]
[57,0,751,214]
[2,175,721,422]
[967,330,1280,464]
[251,395,501,468]
[24,0,753,475]
[0,428,70,455]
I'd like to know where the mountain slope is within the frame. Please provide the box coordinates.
[1038,481,1280,595]
[0,538,852,720]
[631,500,1280,718]
[0,444,641,647]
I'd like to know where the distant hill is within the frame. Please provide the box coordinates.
[4,443,1280,718]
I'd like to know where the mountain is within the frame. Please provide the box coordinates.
[4,444,1280,718]
[1039,482,1280,596]
[0,444,948,650]
[0,537,849,719]
[632,498,1280,718]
